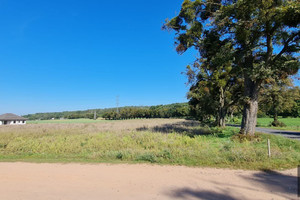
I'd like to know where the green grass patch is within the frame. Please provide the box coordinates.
[232,117,300,131]
[0,121,299,170]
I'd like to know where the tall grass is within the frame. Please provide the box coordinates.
[0,119,299,170]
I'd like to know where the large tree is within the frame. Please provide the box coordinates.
[164,0,300,135]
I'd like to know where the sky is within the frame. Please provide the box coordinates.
[0,0,197,115]
[0,1,299,116]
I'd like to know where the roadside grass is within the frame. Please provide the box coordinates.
[0,119,299,170]
[232,117,300,131]
[28,119,107,124]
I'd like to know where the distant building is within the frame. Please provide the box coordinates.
[0,113,27,125]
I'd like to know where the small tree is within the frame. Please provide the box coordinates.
[260,80,300,126]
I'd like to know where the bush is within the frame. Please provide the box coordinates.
[229,117,239,124]
[232,133,262,142]
[257,110,268,118]
[136,153,157,163]
[270,120,287,127]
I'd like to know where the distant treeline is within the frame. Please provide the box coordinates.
[23,103,190,120]
[102,103,190,120]
[23,100,299,121]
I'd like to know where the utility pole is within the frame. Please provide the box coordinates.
[116,95,119,114]
[94,110,97,120]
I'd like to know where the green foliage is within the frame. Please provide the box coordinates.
[102,103,190,120]
[164,0,300,135]
[232,133,262,143]
[259,80,300,123]
[136,153,157,163]
[24,103,190,121]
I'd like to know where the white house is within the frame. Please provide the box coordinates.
[0,113,27,125]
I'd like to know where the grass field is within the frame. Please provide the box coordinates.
[28,119,106,124]
[232,117,300,131]
[0,119,299,170]
[257,117,300,130]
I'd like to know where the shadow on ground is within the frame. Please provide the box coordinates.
[244,169,298,197]
[136,121,213,137]
[165,169,297,200]
[167,188,238,200]
[136,121,235,138]
[269,130,300,136]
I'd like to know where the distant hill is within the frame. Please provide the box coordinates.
[23,103,189,120]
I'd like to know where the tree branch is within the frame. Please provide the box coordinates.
[273,31,300,62]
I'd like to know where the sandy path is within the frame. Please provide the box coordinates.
[0,163,297,200]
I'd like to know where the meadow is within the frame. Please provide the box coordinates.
[0,119,299,170]
[257,117,300,130]
[232,117,300,131]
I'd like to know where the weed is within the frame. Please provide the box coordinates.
[0,119,299,169]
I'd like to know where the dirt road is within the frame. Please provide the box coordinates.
[0,163,297,200]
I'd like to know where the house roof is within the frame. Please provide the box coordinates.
[0,113,27,120]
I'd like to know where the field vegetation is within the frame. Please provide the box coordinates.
[28,119,106,124]
[0,119,299,170]
[231,117,300,131]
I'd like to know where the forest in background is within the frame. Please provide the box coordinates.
[23,97,299,122]
[23,103,190,120]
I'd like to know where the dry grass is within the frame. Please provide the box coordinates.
[0,119,299,170]
[0,119,188,135]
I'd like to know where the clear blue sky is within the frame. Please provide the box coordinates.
[0,0,197,115]
[0,1,299,115]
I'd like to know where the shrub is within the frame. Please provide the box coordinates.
[136,153,157,163]
[270,120,287,127]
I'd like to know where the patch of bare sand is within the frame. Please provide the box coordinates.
[0,163,297,200]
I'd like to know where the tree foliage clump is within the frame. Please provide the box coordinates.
[259,79,300,126]
[102,103,190,120]
[24,103,190,120]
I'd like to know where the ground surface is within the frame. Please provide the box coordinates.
[0,162,297,200]
[256,127,300,140]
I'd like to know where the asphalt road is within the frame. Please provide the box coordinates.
[255,127,300,140]
[227,124,300,140]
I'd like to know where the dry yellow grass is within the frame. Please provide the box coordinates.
[0,119,299,170]
[0,119,188,135]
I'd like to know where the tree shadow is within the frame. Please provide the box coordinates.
[242,169,298,196]
[166,169,297,200]
[269,130,300,136]
[166,188,238,200]
[136,120,214,137]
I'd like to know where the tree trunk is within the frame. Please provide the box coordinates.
[217,87,226,127]
[218,109,226,127]
[274,112,278,123]
[240,77,260,136]
[230,111,234,120]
